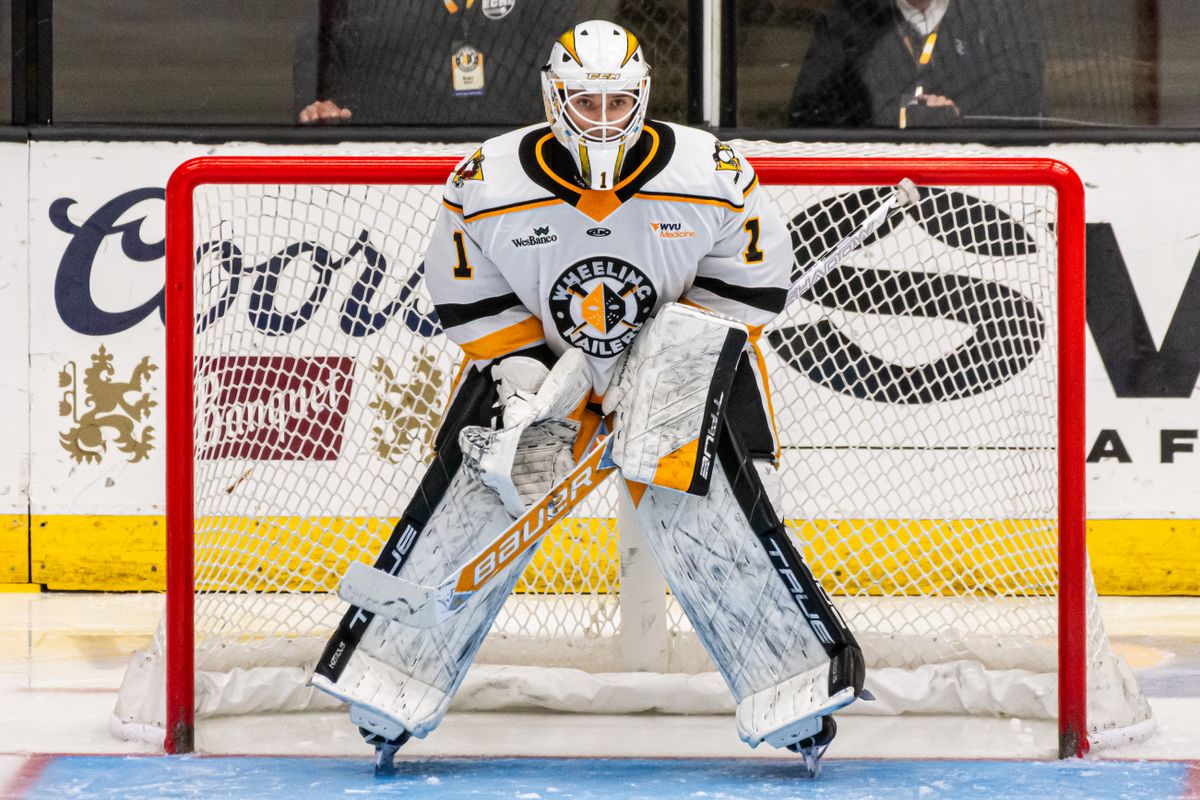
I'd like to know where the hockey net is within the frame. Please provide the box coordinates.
[113,151,1153,757]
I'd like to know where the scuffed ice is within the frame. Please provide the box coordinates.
[14,756,1197,800]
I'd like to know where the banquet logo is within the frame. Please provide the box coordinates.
[196,356,353,461]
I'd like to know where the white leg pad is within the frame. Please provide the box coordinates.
[311,463,538,739]
[631,460,860,747]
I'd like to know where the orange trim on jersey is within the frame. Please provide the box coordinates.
[741,173,760,196]
[447,355,471,402]
[633,190,746,212]
[748,330,781,463]
[610,126,660,190]
[570,399,604,463]
[575,190,622,222]
[442,198,465,215]
[532,128,661,222]
[459,316,545,362]
[463,197,563,222]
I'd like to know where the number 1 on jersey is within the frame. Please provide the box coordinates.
[452,230,474,279]
[742,217,764,264]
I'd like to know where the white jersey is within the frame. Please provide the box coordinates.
[425,120,791,395]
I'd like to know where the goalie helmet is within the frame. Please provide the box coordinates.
[541,20,651,191]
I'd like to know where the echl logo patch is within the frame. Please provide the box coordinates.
[549,257,657,357]
[481,0,515,19]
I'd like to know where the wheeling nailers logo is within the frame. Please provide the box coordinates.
[548,257,657,357]
[650,221,696,240]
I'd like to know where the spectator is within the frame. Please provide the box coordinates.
[294,0,613,126]
[787,0,1044,128]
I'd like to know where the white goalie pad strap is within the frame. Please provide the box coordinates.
[630,458,858,746]
[311,460,541,739]
[461,349,590,516]
[602,303,747,495]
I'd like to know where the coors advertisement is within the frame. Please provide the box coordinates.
[20,139,1200,525]
[195,356,355,461]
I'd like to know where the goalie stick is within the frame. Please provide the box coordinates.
[339,178,920,628]
[784,177,919,307]
[339,433,616,628]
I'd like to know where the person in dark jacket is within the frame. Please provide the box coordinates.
[787,0,1044,128]
[294,0,607,126]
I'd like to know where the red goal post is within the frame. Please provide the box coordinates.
[160,155,1095,757]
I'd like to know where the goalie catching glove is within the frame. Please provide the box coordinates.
[459,351,589,516]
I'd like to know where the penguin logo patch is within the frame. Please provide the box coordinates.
[713,142,742,182]
[548,257,657,357]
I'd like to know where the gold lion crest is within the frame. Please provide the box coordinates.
[367,353,446,463]
[713,142,742,182]
[58,345,157,464]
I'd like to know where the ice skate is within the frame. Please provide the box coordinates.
[359,727,412,775]
[786,716,837,778]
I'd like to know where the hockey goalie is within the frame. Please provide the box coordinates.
[310,19,867,776]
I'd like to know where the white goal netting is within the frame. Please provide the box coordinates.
[112,148,1152,753]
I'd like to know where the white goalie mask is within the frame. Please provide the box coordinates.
[541,20,651,190]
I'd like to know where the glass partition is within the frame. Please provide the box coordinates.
[50,0,687,127]
[53,0,318,124]
[291,0,686,127]
[0,0,11,124]
[738,0,1200,130]
[37,0,1200,130]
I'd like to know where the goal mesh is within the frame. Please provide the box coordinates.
[112,152,1152,755]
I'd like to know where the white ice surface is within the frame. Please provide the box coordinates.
[1,593,1197,760]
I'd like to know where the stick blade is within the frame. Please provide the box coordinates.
[338,561,441,629]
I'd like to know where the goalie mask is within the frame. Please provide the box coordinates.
[541,20,651,190]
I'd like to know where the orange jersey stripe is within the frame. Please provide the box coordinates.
[458,316,545,362]
[748,329,781,463]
